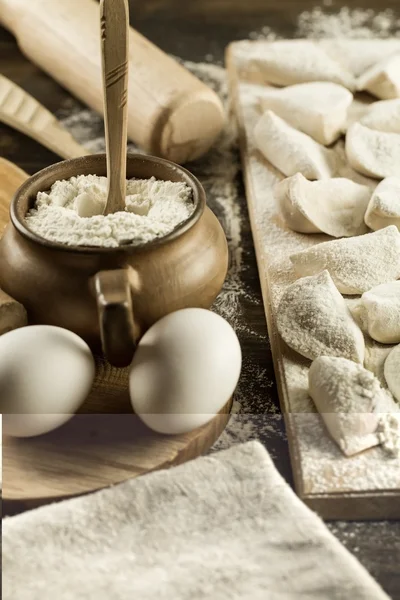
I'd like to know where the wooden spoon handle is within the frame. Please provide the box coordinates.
[101,0,129,215]
[0,75,88,160]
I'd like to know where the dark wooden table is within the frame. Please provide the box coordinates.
[1,1,399,598]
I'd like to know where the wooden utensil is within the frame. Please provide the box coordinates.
[0,75,88,160]
[0,157,28,233]
[100,0,129,215]
[0,0,225,164]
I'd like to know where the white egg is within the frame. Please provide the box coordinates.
[129,308,241,434]
[0,325,95,437]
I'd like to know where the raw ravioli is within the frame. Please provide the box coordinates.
[290,226,400,295]
[275,174,370,237]
[276,270,365,363]
[254,110,338,180]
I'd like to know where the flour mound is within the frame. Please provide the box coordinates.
[364,177,400,231]
[357,53,400,100]
[276,270,365,363]
[254,110,338,180]
[25,175,194,248]
[354,281,400,344]
[360,99,400,134]
[251,40,355,89]
[290,226,400,295]
[345,122,400,179]
[260,82,352,145]
[275,173,370,237]
[309,356,399,457]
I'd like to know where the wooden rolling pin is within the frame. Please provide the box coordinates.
[0,0,225,164]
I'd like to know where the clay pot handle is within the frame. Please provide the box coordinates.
[94,269,138,367]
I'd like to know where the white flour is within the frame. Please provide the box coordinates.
[25,175,194,247]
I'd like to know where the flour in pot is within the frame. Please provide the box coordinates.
[24,175,195,248]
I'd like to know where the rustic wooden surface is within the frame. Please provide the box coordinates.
[0,1,399,598]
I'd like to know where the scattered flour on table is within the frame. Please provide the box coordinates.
[25,175,194,247]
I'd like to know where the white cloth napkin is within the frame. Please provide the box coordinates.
[3,441,389,600]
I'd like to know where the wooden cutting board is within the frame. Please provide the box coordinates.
[0,157,232,511]
[226,39,400,520]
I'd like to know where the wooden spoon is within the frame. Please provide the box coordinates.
[0,157,28,233]
[0,75,88,160]
[100,0,129,215]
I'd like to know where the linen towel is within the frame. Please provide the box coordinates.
[3,441,389,600]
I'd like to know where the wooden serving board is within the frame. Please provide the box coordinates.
[0,158,231,511]
[226,39,400,520]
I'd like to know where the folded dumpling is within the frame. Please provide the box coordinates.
[290,226,400,294]
[309,356,399,457]
[260,82,352,145]
[352,281,400,344]
[250,40,355,89]
[364,177,400,231]
[277,270,365,363]
[275,173,370,237]
[357,53,400,100]
[254,110,338,180]
[346,122,400,179]
[360,99,400,134]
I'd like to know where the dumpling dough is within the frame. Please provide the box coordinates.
[251,40,355,89]
[260,82,353,145]
[364,177,400,231]
[345,122,400,179]
[320,39,400,77]
[357,53,400,100]
[254,110,338,180]
[385,344,400,403]
[290,226,400,295]
[275,173,370,237]
[352,281,400,344]
[360,99,400,134]
[276,270,365,363]
[309,356,399,456]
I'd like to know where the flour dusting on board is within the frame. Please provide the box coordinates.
[230,29,400,491]
[57,9,400,469]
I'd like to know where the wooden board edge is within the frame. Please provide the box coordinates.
[225,43,306,499]
[303,490,400,521]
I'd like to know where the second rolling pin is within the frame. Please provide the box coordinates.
[0,0,225,164]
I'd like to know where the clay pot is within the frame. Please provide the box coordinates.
[0,154,228,366]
